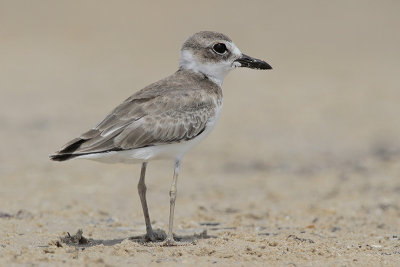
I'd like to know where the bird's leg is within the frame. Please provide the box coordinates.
[164,159,182,246]
[137,162,156,241]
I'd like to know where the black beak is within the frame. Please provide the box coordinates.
[234,54,272,70]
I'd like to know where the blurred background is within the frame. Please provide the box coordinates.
[1,1,400,265]
[1,1,400,169]
[2,0,400,213]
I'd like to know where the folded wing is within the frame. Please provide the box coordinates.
[50,89,216,161]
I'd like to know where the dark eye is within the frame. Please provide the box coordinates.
[212,43,227,54]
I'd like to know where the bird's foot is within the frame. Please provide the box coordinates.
[162,237,178,246]
[161,238,194,246]
[145,229,167,242]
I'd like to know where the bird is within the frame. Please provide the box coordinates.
[50,31,272,245]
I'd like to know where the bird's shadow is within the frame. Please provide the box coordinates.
[58,228,216,248]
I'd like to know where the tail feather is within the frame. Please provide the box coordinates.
[49,153,79,161]
[50,138,86,162]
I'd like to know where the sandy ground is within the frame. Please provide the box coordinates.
[1,1,400,266]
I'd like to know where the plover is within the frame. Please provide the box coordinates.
[51,31,271,245]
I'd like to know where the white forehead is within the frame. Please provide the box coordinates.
[227,41,242,58]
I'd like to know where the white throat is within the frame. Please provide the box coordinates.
[179,50,231,87]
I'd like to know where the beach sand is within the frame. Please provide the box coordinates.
[1,1,400,266]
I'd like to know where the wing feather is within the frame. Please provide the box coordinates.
[50,70,222,160]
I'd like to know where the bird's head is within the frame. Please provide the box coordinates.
[179,31,272,86]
